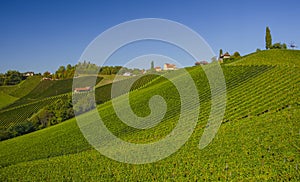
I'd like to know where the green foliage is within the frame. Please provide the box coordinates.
[232,51,241,58]
[7,121,36,137]
[271,42,287,50]
[75,61,100,75]
[30,95,74,128]
[265,26,272,49]
[0,70,25,86]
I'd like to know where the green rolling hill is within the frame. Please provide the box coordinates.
[231,49,300,66]
[0,50,299,180]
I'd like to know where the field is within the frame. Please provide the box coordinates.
[0,50,299,180]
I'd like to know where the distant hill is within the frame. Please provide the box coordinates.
[231,49,300,66]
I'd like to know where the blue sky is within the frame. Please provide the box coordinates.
[0,0,299,73]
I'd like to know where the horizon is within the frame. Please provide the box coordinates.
[0,0,299,73]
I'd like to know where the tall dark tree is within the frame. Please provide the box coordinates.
[151,61,154,69]
[265,26,272,50]
[219,49,223,58]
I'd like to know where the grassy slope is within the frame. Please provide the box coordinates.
[0,92,17,109]
[231,49,300,66]
[8,76,103,107]
[96,74,131,87]
[0,76,41,109]
[0,62,299,180]
[1,107,299,181]
[0,76,42,98]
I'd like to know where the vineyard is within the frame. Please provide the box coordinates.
[232,49,300,66]
[0,51,299,180]
[0,94,70,129]
[0,74,159,129]
[5,76,103,108]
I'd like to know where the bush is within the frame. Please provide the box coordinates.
[8,121,36,137]
[271,42,287,50]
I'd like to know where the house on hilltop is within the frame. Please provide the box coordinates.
[164,63,177,71]
[155,66,162,72]
[219,52,231,63]
[23,72,34,77]
[220,52,231,59]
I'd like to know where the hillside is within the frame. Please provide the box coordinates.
[0,92,17,109]
[0,74,158,130]
[6,76,103,108]
[231,49,300,66]
[0,76,41,108]
[0,55,299,181]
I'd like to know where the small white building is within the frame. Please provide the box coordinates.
[155,66,162,72]
[123,72,132,76]
[24,72,34,76]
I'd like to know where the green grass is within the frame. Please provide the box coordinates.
[1,62,299,180]
[0,92,17,109]
[1,107,299,181]
[96,74,131,87]
[0,76,41,98]
[231,49,300,66]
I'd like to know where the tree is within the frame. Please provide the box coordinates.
[232,51,241,59]
[271,42,287,49]
[43,71,51,78]
[151,61,154,69]
[219,49,223,58]
[265,26,272,50]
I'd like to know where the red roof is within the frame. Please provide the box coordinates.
[74,87,92,92]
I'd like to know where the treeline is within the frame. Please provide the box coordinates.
[0,70,27,86]
[43,61,129,80]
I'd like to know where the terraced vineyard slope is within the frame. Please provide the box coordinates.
[0,55,299,181]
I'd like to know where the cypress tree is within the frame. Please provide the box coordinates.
[265,27,272,49]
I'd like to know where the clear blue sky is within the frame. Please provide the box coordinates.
[0,0,299,73]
